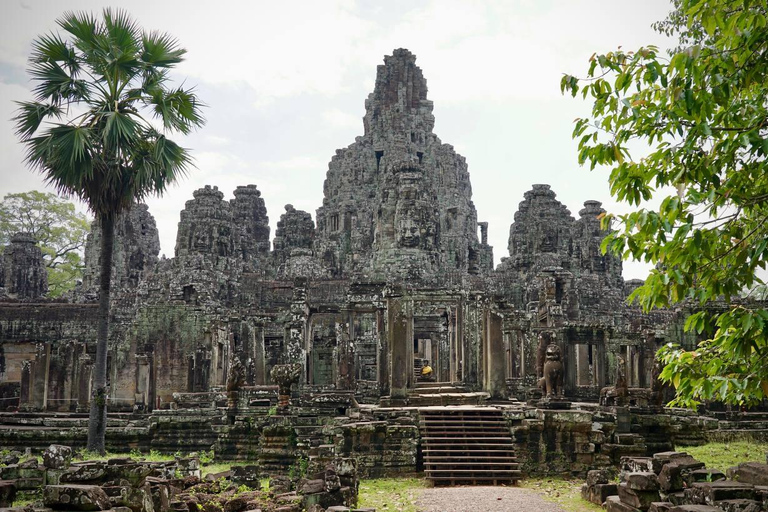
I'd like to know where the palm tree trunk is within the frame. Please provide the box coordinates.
[87,213,114,454]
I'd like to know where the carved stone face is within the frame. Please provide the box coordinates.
[397,216,421,248]
[545,343,561,361]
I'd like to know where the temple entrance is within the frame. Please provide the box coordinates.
[413,312,450,383]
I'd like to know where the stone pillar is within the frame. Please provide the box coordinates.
[30,343,50,411]
[19,361,31,409]
[253,326,266,385]
[377,309,389,396]
[336,321,355,391]
[388,296,412,399]
[485,310,506,399]
[77,355,92,412]
[135,355,151,412]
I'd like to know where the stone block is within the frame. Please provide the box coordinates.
[61,463,107,484]
[0,481,16,508]
[43,445,73,470]
[102,486,154,512]
[298,480,325,495]
[622,457,654,474]
[712,499,764,512]
[586,469,610,486]
[648,503,673,512]
[668,506,723,512]
[605,495,642,512]
[659,461,706,492]
[44,484,112,511]
[626,472,660,491]
[686,481,756,505]
[590,483,619,505]
[727,463,768,487]
[684,469,726,487]
[618,482,661,510]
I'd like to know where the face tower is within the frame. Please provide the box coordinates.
[314,49,492,281]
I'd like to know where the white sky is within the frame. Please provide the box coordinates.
[0,0,675,280]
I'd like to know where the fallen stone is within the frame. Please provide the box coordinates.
[298,479,325,495]
[605,495,642,512]
[648,503,673,512]
[712,499,764,512]
[43,445,73,470]
[230,466,260,489]
[44,484,112,511]
[587,469,611,486]
[668,506,723,512]
[687,481,756,505]
[626,472,660,491]
[619,482,661,510]
[659,461,706,492]
[684,469,726,487]
[102,486,154,512]
[727,463,768,487]
[61,463,107,484]
[622,457,655,474]
[0,481,16,508]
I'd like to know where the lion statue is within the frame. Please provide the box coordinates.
[538,343,564,398]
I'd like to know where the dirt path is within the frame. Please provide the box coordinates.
[416,485,566,512]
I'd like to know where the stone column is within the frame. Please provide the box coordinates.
[336,320,355,391]
[253,325,266,385]
[388,296,412,399]
[77,355,92,412]
[135,355,151,412]
[485,310,506,399]
[30,343,50,411]
[19,361,31,410]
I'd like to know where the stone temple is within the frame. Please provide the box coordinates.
[0,50,748,481]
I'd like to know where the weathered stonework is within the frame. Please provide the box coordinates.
[1,49,763,483]
[0,233,48,300]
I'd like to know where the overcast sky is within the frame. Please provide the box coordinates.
[0,0,675,280]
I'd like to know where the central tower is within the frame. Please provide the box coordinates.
[314,49,492,281]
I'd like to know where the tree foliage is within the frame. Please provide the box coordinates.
[0,191,90,297]
[562,0,768,407]
[14,8,204,452]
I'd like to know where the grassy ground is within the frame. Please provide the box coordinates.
[357,477,428,512]
[521,478,602,512]
[679,441,768,471]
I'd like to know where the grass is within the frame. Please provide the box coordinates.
[13,491,40,507]
[70,449,258,479]
[521,477,602,512]
[358,477,428,512]
[679,440,768,471]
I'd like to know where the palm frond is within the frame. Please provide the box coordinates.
[141,31,185,68]
[13,101,63,140]
[101,110,139,149]
[102,8,140,54]
[30,32,80,75]
[148,86,205,134]
[58,11,100,53]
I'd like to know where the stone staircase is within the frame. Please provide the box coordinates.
[419,406,522,485]
[380,382,490,407]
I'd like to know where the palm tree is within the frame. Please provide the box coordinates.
[14,9,204,453]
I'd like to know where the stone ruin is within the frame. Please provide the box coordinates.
[0,49,766,505]
[582,451,768,511]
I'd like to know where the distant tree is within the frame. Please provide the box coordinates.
[562,0,768,407]
[0,191,90,296]
[14,9,204,452]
